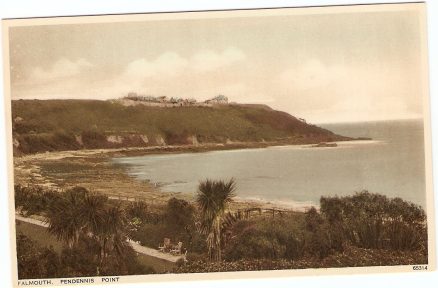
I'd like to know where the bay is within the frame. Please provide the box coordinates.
[113,119,426,209]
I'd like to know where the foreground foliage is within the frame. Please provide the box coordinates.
[15,185,154,278]
[196,179,236,261]
[174,245,427,273]
[320,191,427,251]
[15,184,428,276]
[16,233,153,279]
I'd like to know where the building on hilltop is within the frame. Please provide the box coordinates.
[122,93,230,107]
[156,96,168,103]
[205,95,228,104]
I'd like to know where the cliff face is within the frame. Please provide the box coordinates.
[11,99,350,155]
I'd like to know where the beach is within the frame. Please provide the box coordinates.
[13,142,318,211]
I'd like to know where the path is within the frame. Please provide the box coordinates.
[15,214,183,263]
[127,240,182,262]
[15,214,49,227]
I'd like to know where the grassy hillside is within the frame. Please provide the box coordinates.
[11,99,349,154]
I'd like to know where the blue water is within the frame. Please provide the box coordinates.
[113,119,426,208]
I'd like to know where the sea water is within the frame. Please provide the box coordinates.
[113,119,426,209]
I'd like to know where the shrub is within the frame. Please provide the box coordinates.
[130,210,206,254]
[131,223,168,249]
[59,236,154,277]
[185,252,206,263]
[126,201,149,221]
[165,197,195,230]
[225,226,285,260]
[14,185,58,217]
[16,233,61,279]
[52,130,81,150]
[81,130,107,149]
[164,130,191,145]
[320,191,427,251]
[16,131,80,154]
[165,198,206,253]
[224,219,304,261]
[174,245,427,273]
[15,185,156,278]
[303,209,330,259]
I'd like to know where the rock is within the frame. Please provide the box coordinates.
[75,135,83,146]
[188,135,199,146]
[155,135,166,146]
[107,135,124,144]
[312,142,338,148]
[140,135,149,144]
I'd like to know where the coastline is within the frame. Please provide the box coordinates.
[14,135,372,162]
[13,139,373,212]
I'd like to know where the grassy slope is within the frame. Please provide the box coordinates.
[12,100,348,154]
[16,220,63,253]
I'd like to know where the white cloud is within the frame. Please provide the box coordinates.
[110,47,248,100]
[15,48,248,101]
[14,52,421,124]
[192,47,246,72]
[122,47,246,81]
[123,52,188,78]
[29,58,93,83]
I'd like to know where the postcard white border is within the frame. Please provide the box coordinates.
[1,2,436,288]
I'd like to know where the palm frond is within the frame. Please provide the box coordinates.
[196,178,236,261]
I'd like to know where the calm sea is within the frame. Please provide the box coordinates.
[113,119,426,209]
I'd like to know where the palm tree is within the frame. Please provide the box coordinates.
[80,193,107,235]
[96,205,128,272]
[196,178,236,262]
[46,187,89,248]
[46,187,129,275]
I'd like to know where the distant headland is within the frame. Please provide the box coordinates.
[11,96,358,155]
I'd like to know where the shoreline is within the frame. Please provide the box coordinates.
[14,136,374,161]
[232,196,316,212]
[13,139,375,212]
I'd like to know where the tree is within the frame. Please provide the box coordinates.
[165,198,195,229]
[96,205,128,274]
[196,178,236,262]
[46,187,89,248]
[45,186,130,275]
[126,201,149,222]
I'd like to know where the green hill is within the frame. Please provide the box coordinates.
[11,99,350,154]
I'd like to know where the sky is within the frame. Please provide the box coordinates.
[8,5,426,123]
